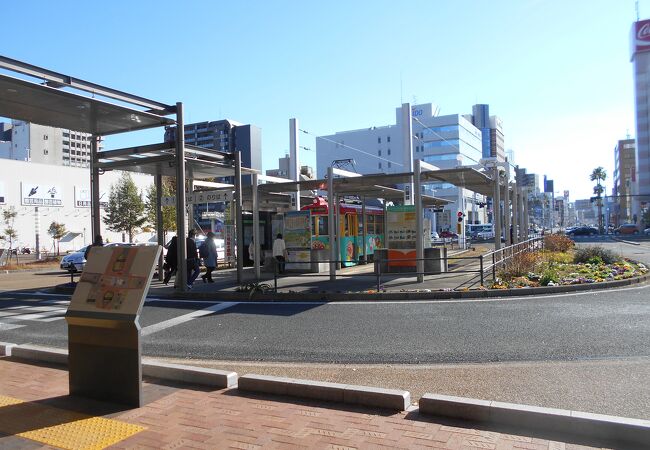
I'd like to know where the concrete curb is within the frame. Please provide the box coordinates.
[142,360,237,388]
[10,344,68,365]
[238,374,410,411]
[0,342,17,356]
[419,393,650,448]
[4,344,237,389]
[144,272,649,302]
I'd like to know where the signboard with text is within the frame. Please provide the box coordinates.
[21,182,63,206]
[162,190,233,206]
[74,186,108,208]
[68,245,161,316]
[284,210,312,270]
[386,205,416,267]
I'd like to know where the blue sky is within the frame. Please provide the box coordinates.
[1,0,641,200]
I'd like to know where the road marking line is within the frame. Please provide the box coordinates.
[141,302,238,336]
[0,322,24,330]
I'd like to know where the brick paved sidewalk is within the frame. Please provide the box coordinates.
[0,358,600,450]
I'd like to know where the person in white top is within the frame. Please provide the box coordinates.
[272,233,287,274]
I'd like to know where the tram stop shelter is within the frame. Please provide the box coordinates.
[0,55,257,291]
[245,163,512,283]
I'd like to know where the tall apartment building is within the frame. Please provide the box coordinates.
[613,138,636,225]
[0,120,94,167]
[466,104,505,161]
[316,103,489,230]
[164,119,262,232]
[164,119,262,177]
[631,19,650,221]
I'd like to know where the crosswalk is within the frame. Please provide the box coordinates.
[0,300,69,330]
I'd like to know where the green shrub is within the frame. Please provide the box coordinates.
[540,268,559,286]
[544,233,574,252]
[573,246,618,265]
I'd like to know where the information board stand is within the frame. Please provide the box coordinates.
[65,245,161,407]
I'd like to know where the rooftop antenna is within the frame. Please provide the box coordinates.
[626,128,631,139]
[636,0,640,21]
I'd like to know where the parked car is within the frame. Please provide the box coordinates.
[644,227,650,236]
[615,224,639,235]
[60,245,90,272]
[565,226,598,236]
[439,230,458,239]
[430,231,440,240]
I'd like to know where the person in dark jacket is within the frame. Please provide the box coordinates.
[84,234,103,260]
[163,236,178,285]
[186,230,201,288]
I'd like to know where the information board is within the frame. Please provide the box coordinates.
[284,210,311,270]
[68,245,161,316]
[386,205,416,267]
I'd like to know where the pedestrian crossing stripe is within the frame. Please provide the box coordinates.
[0,394,146,450]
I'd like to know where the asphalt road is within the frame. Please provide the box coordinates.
[0,237,649,418]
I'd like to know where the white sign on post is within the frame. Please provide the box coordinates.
[162,190,234,207]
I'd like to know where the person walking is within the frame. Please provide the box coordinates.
[84,234,103,261]
[163,236,178,285]
[200,232,218,283]
[186,230,201,288]
[272,233,287,274]
[248,237,256,266]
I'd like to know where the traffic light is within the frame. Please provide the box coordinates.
[457,211,464,223]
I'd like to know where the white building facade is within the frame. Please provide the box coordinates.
[316,103,489,231]
[0,159,154,253]
[0,120,94,168]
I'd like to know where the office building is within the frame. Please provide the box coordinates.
[0,120,95,168]
[613,138,636,225]
[316,103,490,230]
[630,19,650,221]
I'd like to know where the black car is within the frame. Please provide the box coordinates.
[566,226,598,236]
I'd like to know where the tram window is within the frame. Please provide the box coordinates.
[367,215,375,234]
[318,216,328,235]
[374,217,384,235]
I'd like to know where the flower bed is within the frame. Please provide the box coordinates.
[491,243,648,289]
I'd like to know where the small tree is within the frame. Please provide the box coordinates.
[590,167,607,233]
[1,207,18,264]
[47,221,67,256]
[144,177,176,241]
[103,172,146,243]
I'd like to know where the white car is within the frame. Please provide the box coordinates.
[60,246,89,272]
[644,227,650,236]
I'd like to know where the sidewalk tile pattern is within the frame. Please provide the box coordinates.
[0,359,599,450]
[0,394,145,449]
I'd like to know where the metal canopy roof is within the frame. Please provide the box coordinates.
[0,73,175,135]
[420,167,495,196]
[96,143,256,179]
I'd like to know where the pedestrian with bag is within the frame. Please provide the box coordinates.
[272,233,287,274]
[200,232,218,283]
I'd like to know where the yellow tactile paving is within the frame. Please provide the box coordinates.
[0,394,145,450]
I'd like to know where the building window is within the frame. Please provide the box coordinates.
[387,136,391,143]
[378,150,382,156]
[378,137,381,144]
[378,162,382,169]
[43,149,48,155]
[388,149,391,155]
[388,162,392,168]
[43,134,48,140]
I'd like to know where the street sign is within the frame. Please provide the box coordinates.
[201,211,225,220]
[161,190,234,207]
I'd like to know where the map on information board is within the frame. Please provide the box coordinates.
[68,245,161,316]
